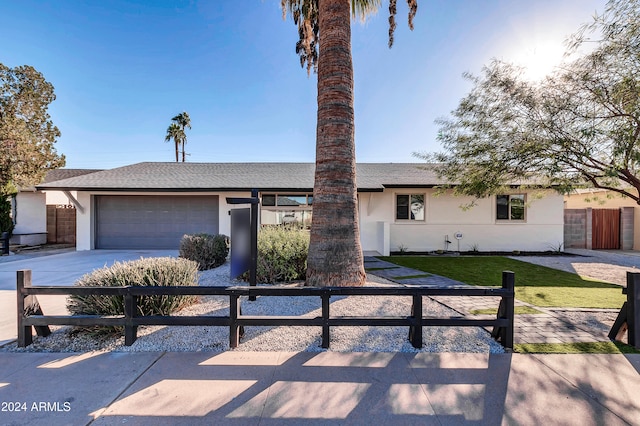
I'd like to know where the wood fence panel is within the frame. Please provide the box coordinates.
[592,208,620,249]
[46,205,76,244]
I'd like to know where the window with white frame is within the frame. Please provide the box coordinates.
[396,194,425,221]
[496,194,525,221]
[260,193,313,228]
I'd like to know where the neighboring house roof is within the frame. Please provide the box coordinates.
[18,168,103,192]
[43,169,103,183]
[35,162,442,192]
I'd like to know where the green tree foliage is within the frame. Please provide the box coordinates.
[282,0,418,74]
[0,195,13,235]
[423,0,640,203]
[164,122,184,163]
[164,111,191,162]
[0,63,65,196]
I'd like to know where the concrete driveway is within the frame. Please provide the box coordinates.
[0,250,178,345]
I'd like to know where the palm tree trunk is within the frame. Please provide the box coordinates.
[306,0,366,287]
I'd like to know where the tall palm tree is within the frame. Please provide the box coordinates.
[164,122,184,162]
[282,0,418,287]
[171,112,191,162]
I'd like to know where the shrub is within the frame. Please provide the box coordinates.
[0,195,14,236]
[67,257,199,322]
[244,226,309,283]
[179,233,229,270]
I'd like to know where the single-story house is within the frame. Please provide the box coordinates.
[35,162,565,255]
[11,169,101,246]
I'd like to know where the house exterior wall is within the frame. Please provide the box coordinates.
[358,189,564,253]
[76,192,92,250]
[44,190,79,206]
[73,188,564,253]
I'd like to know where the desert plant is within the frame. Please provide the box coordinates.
[244,225,309,283]
[67,257,199,328]
[179,233,229,270]
[548,242,564,253]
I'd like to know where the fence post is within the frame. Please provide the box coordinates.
[409,293,423,348]
[500,271,515,350]
[124,288,138,346]
[321,292,330,348]
[229,293,241,348]
[628,273,640,348]
[17,270,32,347]
[16,270,51,347]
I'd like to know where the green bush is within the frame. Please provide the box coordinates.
[245,226,309,283]
[0,195,14,236]
[179,233,229,270]
[67,257,199,321]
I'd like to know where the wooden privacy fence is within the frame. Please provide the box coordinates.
[592,208,620,250]
[46,205,76,244]
[17,269,515,350]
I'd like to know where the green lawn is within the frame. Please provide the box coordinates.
[378,256,626,309]
[470,306,544,315]
[515,342,640,354]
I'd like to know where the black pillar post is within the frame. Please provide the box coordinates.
[249,189,258,301]
[227,189,260,301]
[629,272,640,348]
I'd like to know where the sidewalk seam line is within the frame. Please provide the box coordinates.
[532,355,633,425]
[255,352,283,426]
[86,351,167,425]
[401,352,444,426]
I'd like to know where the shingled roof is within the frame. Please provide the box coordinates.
[18,168,103,192]
[43,168,103,183]
[35,162,443,192]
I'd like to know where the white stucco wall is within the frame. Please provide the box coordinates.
[358,189,564,253]
[72,188,564,253]
[219,191,254,237]
[44,190,78,206]
[75,192,92,250]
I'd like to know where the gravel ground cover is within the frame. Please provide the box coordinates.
[0,263,505,354]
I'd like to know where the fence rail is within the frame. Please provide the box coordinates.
[17,269,515,350]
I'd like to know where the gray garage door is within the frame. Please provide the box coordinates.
[95,195,219,249]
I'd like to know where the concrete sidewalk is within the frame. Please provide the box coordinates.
[0,351,638,425]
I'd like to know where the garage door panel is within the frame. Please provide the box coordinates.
[96,195,219,249]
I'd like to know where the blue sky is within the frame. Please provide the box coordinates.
[3,0,607,169]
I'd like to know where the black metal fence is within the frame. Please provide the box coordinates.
[609,272,640,349]
[1,232,9,255]
[16,269,515,350]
